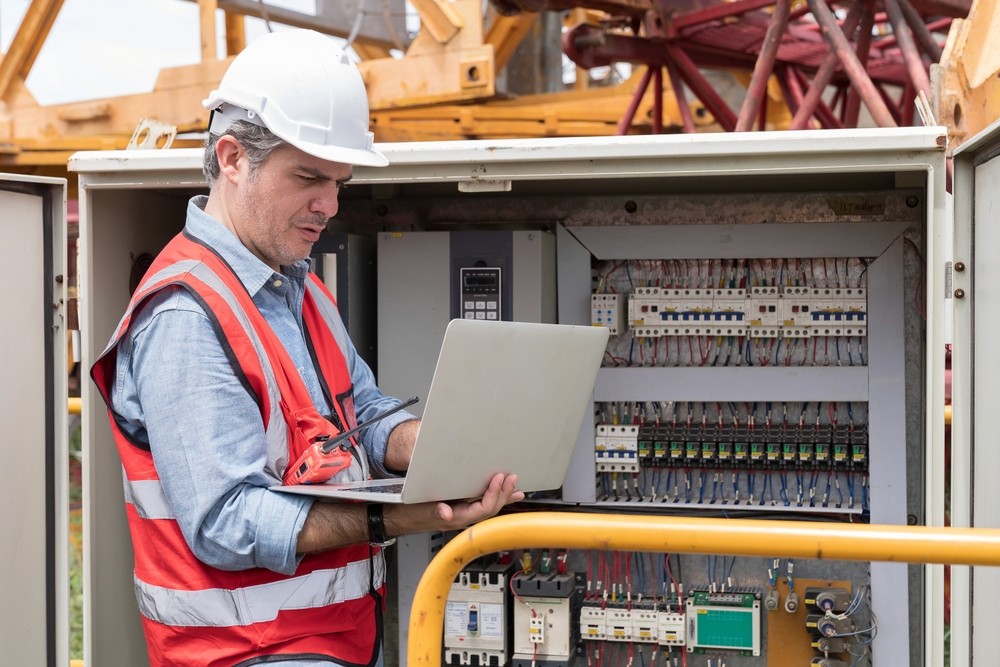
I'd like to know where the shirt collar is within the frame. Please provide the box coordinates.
[185,196,310,296]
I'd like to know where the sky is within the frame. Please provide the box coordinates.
[0,0,322,105]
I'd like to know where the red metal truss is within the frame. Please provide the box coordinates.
[499,0,970,132]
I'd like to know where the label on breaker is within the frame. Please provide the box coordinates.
[445,601,504,639]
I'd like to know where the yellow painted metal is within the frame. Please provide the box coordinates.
[408,511,1000,667]
[224,11,246,57]
[199,0,219,62]
[410,0,465,45]
[485,13,538,71]
[68,397,81,415]
[0,0,65,100]
[936,0,1000,151]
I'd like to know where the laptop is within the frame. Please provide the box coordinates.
[272,318,609,503]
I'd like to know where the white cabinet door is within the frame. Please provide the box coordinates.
[0,176,68,667]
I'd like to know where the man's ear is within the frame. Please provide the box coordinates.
[215,135,244,185]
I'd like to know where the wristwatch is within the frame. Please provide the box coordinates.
[366,503,396,547]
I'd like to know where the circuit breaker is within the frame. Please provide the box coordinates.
[445,559,516,667]
[511,569,581,667]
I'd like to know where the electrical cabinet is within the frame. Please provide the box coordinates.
[0,174,69,667]
[70,128,949,667]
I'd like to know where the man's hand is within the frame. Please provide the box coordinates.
[385,473,524,535]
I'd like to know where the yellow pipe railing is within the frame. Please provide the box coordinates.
[409,512,1000,667]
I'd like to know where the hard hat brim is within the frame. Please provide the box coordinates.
[290,138,390,168]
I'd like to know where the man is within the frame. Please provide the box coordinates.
[91,29,523,667]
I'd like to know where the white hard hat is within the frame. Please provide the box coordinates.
[203,29,387,167]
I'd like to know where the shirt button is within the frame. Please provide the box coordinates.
[273,279,283,288]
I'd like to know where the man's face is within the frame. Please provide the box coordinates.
[232,143,353,270]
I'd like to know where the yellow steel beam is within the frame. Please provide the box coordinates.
[199,0,219,61]
[0,0,65,101]
[224,11,246,56]
[935,0,1000,151]
[409,512,1000,667]
[351,41,394,61]
[409,0,465,45]
[485,13,538,71]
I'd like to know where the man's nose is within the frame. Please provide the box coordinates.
[308,183,341,218]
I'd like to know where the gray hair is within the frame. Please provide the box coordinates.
[202,119,287,187]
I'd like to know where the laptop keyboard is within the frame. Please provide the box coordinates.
[352,482,405,494]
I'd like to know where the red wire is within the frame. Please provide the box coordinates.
[586,552,594,599]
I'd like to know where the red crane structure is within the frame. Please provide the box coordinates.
[493,0,970,133]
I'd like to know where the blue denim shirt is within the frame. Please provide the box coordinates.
[112,196,414,581]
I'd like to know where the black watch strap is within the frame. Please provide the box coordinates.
[366,503,396,547]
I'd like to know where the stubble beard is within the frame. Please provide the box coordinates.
[235,184,319,268]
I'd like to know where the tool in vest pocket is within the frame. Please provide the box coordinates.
[284,396,420,485]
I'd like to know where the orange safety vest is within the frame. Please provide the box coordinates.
[92,230,385,667]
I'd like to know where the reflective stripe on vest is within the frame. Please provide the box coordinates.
[304,278,351,357]
[123,473,173,520]
[134,558,386,628]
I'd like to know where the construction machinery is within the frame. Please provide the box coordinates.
[0,0,996,187]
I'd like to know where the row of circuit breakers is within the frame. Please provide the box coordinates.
[591,287,867,338]
[444,555,865,667]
